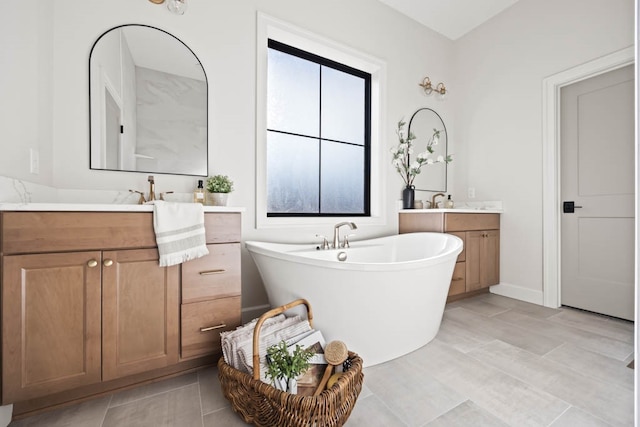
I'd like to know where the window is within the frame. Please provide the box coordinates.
[266,40,371,217]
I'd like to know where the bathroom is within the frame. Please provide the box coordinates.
[1,0,636,425]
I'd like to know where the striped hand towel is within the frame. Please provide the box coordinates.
[151,201,209,267]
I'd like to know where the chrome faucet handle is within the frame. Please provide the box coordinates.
[160,191,174,201]
[342,233,356,248]
[315,234,330,250]
[129,190,146,205]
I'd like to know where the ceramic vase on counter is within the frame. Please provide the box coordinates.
[209,192,228,206]
[402,185,415,209]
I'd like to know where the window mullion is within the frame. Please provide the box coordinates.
[318,64,323,214]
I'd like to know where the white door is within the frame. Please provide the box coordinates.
[560,64,634,320]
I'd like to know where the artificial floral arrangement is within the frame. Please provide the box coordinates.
[390,119,452,187]
[265,340,315,393]
[206,174,234,193]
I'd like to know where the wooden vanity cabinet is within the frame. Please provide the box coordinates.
[399,212,500,300]
[0,211,241,412]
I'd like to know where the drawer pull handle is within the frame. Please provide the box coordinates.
[200,324,226,332]
[199,269,226,276]
[104,259,114,267]
[87,259,98,268]
[452,277,464,281]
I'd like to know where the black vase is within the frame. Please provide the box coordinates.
[402,185,415,209]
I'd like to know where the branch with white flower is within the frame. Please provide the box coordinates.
[390,119,452,187]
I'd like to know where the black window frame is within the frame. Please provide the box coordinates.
[266,39,372,217]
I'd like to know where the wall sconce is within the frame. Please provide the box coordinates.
[148,0,188,15]
[419,77,447,99]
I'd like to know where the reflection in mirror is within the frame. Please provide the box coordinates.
[89,25,207,176]
[407,108,448,192]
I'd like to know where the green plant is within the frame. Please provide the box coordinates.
[265,340,315,384]
[206,174,234,193]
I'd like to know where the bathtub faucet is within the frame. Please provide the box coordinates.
[333,222,357,249]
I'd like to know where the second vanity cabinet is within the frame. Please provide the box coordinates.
[399,211,500,300]
[0,210,241,414]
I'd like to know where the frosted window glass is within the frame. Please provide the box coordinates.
[267,132,319,213]
[320,141,365,214]
[321,67,365,145]
[267,49,320,137]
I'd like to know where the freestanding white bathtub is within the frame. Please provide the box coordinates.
[245,232,463,367]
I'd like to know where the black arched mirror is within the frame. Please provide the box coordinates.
[407,108,448,192]
[89,25,208,176]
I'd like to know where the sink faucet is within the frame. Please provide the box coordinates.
[431,193,445,209]
[148,176,156,201]
[333,222,357,248]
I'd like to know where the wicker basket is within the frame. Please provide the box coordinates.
[218,299,364,427]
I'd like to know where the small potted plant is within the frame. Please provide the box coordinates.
[205,174,234,206]
[265,340,315,394]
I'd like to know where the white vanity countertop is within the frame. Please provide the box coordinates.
[399,208,503,214]
[0,203,245,213]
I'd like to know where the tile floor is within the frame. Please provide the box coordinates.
[8,293,635,427]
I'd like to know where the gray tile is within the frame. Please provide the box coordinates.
[425,400,509,427]
[544,343,634,391]
[549,406,613,427]
[202,407,251,426]
[102,383,202,427]
[477,294,562,319]
[549,308,633,343]
[451,298,510,317]
[198,366,231,415]
[468,340,633,427]
[407,339,569,427]
[405,339,569,426]
[364,357,466,426]
[109,372,198,408]
[494,309,633,361]
[344,394,405,427]
[436,315,495,353]
[445,307,564,356]
[8,395,111,427]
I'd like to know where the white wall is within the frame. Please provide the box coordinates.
[0,1,53,184]
[2,0,455,315]
[453,0,634,301]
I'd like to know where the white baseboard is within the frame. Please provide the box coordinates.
[489,282,544,306]
[241,304,271,324]
[0,404,12,427]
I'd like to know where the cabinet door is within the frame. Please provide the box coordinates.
[465,230,500,291]
[2,252,102,403]
[102,249,179,381]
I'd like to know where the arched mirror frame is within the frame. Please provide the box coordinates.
[89,24,208,176]
[407,107,448,192]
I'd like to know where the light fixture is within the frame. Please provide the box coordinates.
[419,76,447,99]
[148,0,188,15]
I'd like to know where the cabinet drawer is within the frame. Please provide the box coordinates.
[182,243,240,303]
[1,212,241,254]
[444,213,500,232]
[448,262,466,296]
[204,213,241,244]
[181,297,241,360]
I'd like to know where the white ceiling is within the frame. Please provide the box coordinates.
[377,0,522,40]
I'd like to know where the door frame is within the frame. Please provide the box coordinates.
[542,46,634,308]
